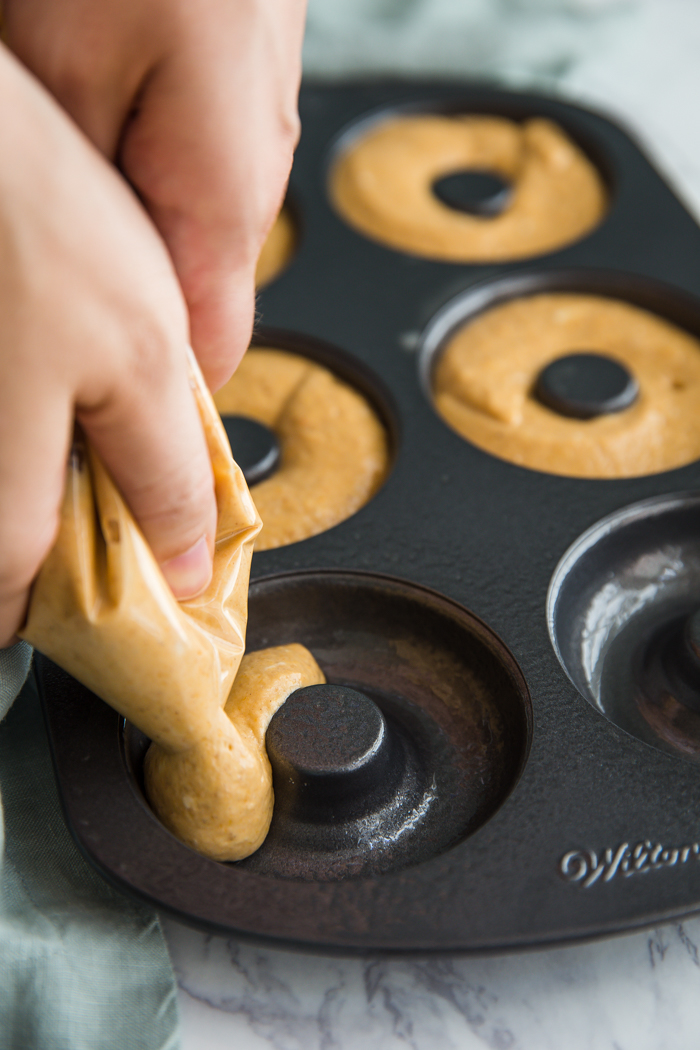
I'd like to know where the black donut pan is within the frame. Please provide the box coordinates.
[36,81,700,953]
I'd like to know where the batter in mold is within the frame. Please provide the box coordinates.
[145,643,325,860]
[433,293,700,478]
[330,114,606,262]
[214,347,389,549]
[255,205,295,287]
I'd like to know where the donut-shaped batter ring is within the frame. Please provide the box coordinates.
[214,348,389,549]
[330,115,606,262]
[434,293,700,479]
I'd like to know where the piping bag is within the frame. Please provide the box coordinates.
[20,352,324,861]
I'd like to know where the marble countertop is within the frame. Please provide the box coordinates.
[164,2,700,1046]
[163,915,700,1049]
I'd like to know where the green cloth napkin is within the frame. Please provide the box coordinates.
[0,656,181,1050]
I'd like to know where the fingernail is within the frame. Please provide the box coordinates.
[160,535,213,600]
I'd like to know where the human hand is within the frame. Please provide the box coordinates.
[0,46,217,645]
[3,0,307,390]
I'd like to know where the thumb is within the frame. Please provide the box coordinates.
[79,345,217,601]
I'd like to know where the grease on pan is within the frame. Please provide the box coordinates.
[214,348,389,549]
[433,293,700,478]
[329,114,606,262]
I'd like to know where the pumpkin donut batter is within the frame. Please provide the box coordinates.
[433,293,700,478]
[145,643,325,860]
[330,114,606,262]
[255,205,296,287]
[214,347,389,549]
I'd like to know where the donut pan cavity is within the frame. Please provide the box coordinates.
[548,493,700,761]
[124,572,531,882]
[36,82,700,953]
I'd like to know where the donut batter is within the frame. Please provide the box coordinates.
[145,644,325,860]
[330,114,606,262]
[255,205,295,287]
[434,293,700,478]
[22,355,325,862]
[214,348,389,549]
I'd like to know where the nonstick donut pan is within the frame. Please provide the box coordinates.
[35,81,700,953]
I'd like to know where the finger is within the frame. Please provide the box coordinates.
[0,365,71,644]
[78,340,217,600]
[142,207,259,390]
[119,90,284,392]
[117,5,304,389]
[185,258,257,393]
[3,0,159,157]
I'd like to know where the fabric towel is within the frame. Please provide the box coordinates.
[0,661,181,1050]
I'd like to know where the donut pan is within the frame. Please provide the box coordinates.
[35,81,700,953]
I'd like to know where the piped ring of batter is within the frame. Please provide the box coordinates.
[145,644,325,861]
[214,347,390,549]
[432,292,700,479]
[329,113,607,262]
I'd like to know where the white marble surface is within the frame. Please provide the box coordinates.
[163,915,700,1049]
[165,2,700,1046]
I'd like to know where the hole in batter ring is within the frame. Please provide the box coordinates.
[221,415,281,486]
[533,352,640,420]
[430,290,700,479]
[329,113,607,262]
[214,344,391,550]
[432,169,513,217]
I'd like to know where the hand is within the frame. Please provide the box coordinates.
[3,0,307,390]
[0,46,217,645]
